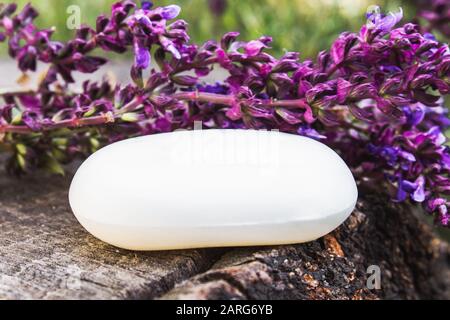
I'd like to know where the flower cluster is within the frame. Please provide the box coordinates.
[0,1,449,226]
[416,0,450,38]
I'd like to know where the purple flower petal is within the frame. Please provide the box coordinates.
[397,177,408,202]
[161,5,181,20]
[244,40,266,57]
[399,151,416,162]
[412,176,426,203]
[225,101,242,121]
[297,126,326,140]
[159,36,181,59]
[401,180,418,193]
[17,46,37,71]
[134,10,152,28]
[438,205,449,226]
[22,111,41,131]
[141,1,153,10]
[133,41,150,69]
[367,7,403,33]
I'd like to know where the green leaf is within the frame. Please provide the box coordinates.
[11,108,22,125]
[89,137,100,151]
[52,137,68,147]
[83,107,96,118]
[45,155,65,176]
[16,153,26,170]
[52,148,66,161]
[16,143,27,155]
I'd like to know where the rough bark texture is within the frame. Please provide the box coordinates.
[0,170,223,299]
[0,169,448,300]
[163,192,450,300]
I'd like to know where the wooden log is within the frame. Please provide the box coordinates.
[0,171,223,299]
[162,192,450,300]
[0,170,448,300]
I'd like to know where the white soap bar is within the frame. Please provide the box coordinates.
[69,129,357,251]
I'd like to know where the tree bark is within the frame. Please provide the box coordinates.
[0,169,448,300]
[163,190,450,300]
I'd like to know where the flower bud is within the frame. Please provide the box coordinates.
[121,112,140,122]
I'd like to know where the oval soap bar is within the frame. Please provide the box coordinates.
[69,129,358,251]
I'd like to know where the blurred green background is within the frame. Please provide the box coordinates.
[4,0,417,58]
